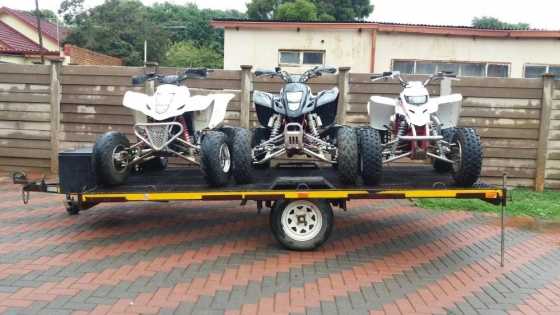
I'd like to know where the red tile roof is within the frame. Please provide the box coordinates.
[0,20,45,52]
[0,7,67,43]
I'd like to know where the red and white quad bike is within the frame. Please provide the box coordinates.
[92,67,253,187]
[358,71,483,187]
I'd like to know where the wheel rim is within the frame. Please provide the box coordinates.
[281,201,322,242]
[219,143,231,173]
[451,139,463,174]
[112,144,128,173]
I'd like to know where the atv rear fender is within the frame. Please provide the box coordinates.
[431,94,462,129]
[368,96,397,130]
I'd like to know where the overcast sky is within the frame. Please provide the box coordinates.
[2,0,559,30]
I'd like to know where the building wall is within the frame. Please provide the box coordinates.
[224,27,560,78]
[0,14,60,51]
[223,28,372,72]
[374,32,560,77]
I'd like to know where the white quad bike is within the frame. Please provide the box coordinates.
[251,66,360,185]
[92,67,253,187]
[359,71,482,187]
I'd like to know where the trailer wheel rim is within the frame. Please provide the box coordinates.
[281,200,322,242]
[219,143,231,173]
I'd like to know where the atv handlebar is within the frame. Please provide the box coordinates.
[370,71,458,87]
[254,65,337,83]
[131,67,209,86]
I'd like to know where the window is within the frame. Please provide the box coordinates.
[524,64,560,78]
[391,60,510,78]
[279,50,325,66]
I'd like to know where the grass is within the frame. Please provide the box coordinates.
[415,189,560,220]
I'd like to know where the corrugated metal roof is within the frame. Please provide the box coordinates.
[212,18,549,31]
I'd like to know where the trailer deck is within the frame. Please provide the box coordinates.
[78,165,504,204]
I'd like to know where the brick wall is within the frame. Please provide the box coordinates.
[63,44,122,66]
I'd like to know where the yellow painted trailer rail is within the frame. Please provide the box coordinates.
[79,188,505,205]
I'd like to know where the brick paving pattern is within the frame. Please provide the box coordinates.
[0,177,559,314]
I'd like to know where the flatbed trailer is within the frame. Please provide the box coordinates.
[12,149,508,263]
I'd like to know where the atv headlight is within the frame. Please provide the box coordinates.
[405,95,428,105]
[286,92,303,111]
[154,93,174,114]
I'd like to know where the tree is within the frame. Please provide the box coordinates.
[274,0,318,21]
[246,0,373,21]
[163,41,222,68]
[58,0,85,25]
[147,3,245,53]
[62,0,170,66]
[26,9,60,23]
[472,16,529,30]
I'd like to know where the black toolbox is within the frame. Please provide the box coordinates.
[58,147,97,193]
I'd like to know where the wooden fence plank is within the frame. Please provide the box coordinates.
[0,111,50,122]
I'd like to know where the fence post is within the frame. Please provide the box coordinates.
[336,66,350,124]
[440,77,452,96]
[240,65,253,128]
[535,73,555,192]
[49,61,62,174]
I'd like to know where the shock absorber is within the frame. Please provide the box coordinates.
[392,119,407,153]
[269,114,282,138]
[307,114,319,138]
[177,116,191,144]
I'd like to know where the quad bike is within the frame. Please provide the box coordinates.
[360,71,482,187]
[251,66,359,185]
[92,66,252,187]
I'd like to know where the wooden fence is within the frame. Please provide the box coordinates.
[0,63,557,190]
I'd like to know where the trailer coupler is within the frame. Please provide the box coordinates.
[12,172,59,204]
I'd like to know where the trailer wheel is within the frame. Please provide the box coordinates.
[252,127,271,169]
[65,201,80,215]
[358,127,383,185]
[92,132,131,186]
[336,127,359,185]
[200,131,231,187]
[270,199,333,250]
[451,128,482,187]
[230,127,254,184]
[433,127,455,173]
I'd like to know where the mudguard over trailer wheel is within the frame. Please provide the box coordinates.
[270,199,333,250]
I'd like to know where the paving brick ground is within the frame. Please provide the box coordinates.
[0,177,559,315]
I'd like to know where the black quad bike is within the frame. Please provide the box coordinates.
[250,66,359,185]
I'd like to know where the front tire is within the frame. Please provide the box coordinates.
[270,199,333,250]
[336,127,359,185]
[200,131,231,187]
[231,128,254,184]
[92,131,131,186]
[451,128,482,187]
[358,128,383,185]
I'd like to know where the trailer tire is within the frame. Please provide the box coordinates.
[336,127,359,185]
[358,127,383,185]
[451,128,482,187]
[200,131,231,187]
[433,127,455,173]
[252,127,271,169]
[230,128,254,184]
[92,131,131,186]
[270,199,333,250]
